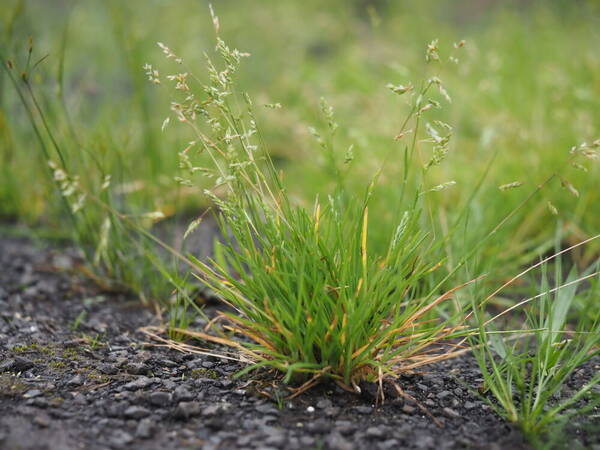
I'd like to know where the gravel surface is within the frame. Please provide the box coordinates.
[0,234,598,450]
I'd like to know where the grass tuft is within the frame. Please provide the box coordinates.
[151,15,474,391]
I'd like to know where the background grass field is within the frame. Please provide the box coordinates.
[2,1,598,269]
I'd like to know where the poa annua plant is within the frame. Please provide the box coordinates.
[472,255,600,444]
[153,14,471,393]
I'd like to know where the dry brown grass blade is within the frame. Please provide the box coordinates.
[75,264,117,291]
[391,381,443,427]
[334,379,356,393]
[377,366,385,404]
[403,276,485,331]
[351,283,477,368]
[393,324,465,361]
[287,377,321,399]
[351,338,376,359]
[383,324,468,347]
[139,325,253,362]
[203,312,229,331]
[395,345,472,371]
[217,312,278,350]
[286,366,332,399]
[169,326,245,349]
[223,324,278,353]
[82,381,112,392]
[324,312,339,342]
[261,300,295,341]
[378,276,484,345]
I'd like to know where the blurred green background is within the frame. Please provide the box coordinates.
[1,0,599,286]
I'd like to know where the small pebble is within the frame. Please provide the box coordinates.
[33,415,50,428]
[135,418,154,439]
[316,399,332,409]
[66,375,83,387]
[354,406,372,414]
[443,407,460,418]
[365,426,385,438]
[124,406,151,419]
[402,404,416,414]
[23,389,42,399]
[148,391,172,407]
[174,401,201,420]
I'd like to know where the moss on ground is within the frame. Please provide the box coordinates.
[0,374,28,397]
[190,368,219,379]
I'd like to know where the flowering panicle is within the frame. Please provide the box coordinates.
[48,160,86,213]
[143,64,160,84]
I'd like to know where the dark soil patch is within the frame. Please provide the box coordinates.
[0,235,598,450]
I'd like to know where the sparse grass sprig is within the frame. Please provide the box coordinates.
[472,252,600,443]
[1,40,181,303]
